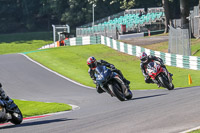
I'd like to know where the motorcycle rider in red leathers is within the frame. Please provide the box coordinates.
[87,56,130,93]
[139,52,173,87]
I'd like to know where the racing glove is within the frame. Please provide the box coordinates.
[110,64,115,70]
[144,74,150,79]
[93,80,97,84]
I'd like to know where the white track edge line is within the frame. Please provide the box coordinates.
[19,53,95,90]
[19,53,162,92]
[179,126,200,133]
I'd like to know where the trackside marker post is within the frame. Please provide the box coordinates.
[188,74,192,85]
[148,30,151,36]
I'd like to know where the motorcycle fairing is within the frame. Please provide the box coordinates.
[95,66,117,86]
[147,62,164,79]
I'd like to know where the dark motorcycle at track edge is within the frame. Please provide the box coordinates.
[0,98,23,125]
[95,65,132,101]
[146,61,174,90]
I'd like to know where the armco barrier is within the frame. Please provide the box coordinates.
[39,35,200,70]
[39,36,100,49]
[64,36,101,46]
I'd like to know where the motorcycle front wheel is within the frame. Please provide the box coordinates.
[111,81,126,101]
[10,107,23,125]
[158,75,174,90]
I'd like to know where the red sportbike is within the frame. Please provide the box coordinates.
[146,61,174,90]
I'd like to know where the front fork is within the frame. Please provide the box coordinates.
[162,68,172,83]
[101,85,115,97]
[113,76,129,95]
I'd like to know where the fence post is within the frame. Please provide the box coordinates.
[95,34,98,44]
[148,30,151,36]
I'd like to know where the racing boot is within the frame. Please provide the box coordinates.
[169,73,173,77]
[157,84,161,88]
[164,67,173,77]
[169,73,173,80]
[123,78,130,86]
[115,70,130,86]
[124,80,130,90]
[162,66,173,77]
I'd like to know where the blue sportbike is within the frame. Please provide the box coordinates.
[95,66,132,101]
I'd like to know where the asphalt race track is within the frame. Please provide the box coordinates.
[0,54,200,133]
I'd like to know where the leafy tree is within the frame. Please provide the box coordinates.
[116,0,135,9]
[0,0,198,34]
[162,0,170,33]
[61,0,122,28]
[61,0,90,28]
[0,0,22,33]
[180,0,189,29]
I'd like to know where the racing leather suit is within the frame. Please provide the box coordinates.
[140,55,165,84]
[0,83,13,105]
[0,83,8,99]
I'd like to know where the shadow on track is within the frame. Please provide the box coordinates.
[0,118,75,129]
[130,93,167,101]
[174,86,200,91]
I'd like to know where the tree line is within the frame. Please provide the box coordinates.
[0,0,198,34]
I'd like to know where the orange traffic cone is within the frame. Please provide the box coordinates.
[188,74,192,85]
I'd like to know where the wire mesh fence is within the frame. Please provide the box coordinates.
[168,26,191,56]
[191,6,199,37]
[172,6,199,38]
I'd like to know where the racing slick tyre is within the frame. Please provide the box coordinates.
[158,75,174,90]
[112,82,126,101]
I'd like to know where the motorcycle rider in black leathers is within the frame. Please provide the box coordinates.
[87,56,130,93]
[0,83,13,105]
[140,52,172,87]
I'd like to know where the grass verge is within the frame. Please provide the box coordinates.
[142,38,200,56]
[14,99,72,118]
[0,32,72,118]
[0,32,53,55]
[189,129,200,133]
[27,44,200,90]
